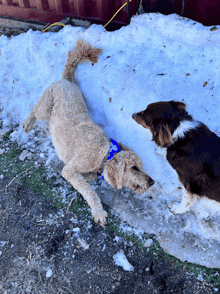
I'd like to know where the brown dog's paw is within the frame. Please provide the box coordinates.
[169,201,186,214]
[92,209,108,227]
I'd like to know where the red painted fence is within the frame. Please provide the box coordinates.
[0,0,220,28]
[0,0,136,27]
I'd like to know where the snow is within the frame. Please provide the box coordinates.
[0,12,220,268]
[113,250,134,271]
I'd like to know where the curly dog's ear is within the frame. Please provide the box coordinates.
[103,156,125,189]
[153,122,173,147]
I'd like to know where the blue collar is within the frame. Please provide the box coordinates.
[102,138,121,180]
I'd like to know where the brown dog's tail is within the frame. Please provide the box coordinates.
[62,39,102,82]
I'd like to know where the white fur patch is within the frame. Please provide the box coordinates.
[169,189,198,214]
[172,120,200,141]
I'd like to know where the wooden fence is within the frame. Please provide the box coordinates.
[0,0,220,28]
[0,0,136,27]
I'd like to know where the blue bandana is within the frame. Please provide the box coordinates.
[102,138,121,180]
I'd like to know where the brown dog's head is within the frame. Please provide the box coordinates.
[132,101,188,147]
[103,150,154,193]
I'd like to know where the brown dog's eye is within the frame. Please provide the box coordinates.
[132,166,139,171]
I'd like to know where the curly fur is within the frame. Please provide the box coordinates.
[23,39,154,226]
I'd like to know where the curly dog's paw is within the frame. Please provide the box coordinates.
[23,110,36,133]
[92,209,108,227]
[23,118,35,132]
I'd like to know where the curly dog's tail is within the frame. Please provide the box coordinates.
[62,39,103,82]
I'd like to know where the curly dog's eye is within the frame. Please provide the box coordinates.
[132,166,139,171]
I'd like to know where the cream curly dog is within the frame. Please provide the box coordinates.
[23,39,154,226]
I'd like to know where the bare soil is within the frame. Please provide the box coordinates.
[0,176,216,294]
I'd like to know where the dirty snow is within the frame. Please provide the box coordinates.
[0,13,220,268]
[113,249,134,271]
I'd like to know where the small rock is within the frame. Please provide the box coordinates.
[0,241,7,247]
[0,175,4,180]
[46,269,52,278]
[197,274,204,282]
[19,150,29,161]
[0,130,6,139]
[143,239,154,248]
[27,152,33,159]
[73,227,80,232]
[77,237,89,249]
[0,149,4,155]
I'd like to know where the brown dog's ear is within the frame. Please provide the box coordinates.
[132,113,148,128]
[103,156,124,189]
[153,122,173,147]
[169,100,186,110]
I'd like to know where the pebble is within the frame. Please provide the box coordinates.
[0,130,6,139]
[19,150,29,161]
[143,239,154,248]
[46,269,52,278]
[0,149,5,154]
[72,227,80,232]
[77,237,89,249]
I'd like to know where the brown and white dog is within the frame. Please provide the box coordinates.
[132,100,220,214]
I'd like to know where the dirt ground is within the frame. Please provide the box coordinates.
[0,176,217,294]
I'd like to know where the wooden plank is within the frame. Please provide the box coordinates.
[18,0,30,8]
[0,3,127,25]
[2,0,13,5]
[53,0,63,13]
[36,0,48,10]
[0,15,46,29]
[73,0,85,17]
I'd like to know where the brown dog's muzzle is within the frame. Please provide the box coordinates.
[132,112,148,129]
[148,177,155,187]
[132,113,137,119]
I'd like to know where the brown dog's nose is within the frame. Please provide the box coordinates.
[132,113,137,119]
[149,178,155,187]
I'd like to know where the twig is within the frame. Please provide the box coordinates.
[61,286,74,294]
[4,166,34,193]
[66,197,75,214]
